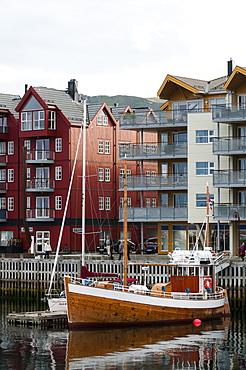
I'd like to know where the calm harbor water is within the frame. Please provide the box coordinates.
[0,299,245,370]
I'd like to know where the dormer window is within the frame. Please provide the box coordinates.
[0,114,7,133]
[97,110,108,126]
[21,96,45,131]
[48,111,56,130]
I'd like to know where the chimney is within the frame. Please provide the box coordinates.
[68,79,78,102]
[25,84,28,93]
[227,59,233,77]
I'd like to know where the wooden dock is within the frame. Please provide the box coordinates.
[7,311,68,328]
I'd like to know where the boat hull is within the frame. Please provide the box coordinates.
[64,277,230,329]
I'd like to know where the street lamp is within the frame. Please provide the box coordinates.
[233,211,240,254]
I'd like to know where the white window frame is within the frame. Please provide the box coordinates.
[0,142,6,154]
[8,141,14,155]
[105,168,110,182]
[55,196,62,210]
[105,141,110,154]
[103,116,108,126]
[24,140,31,153]
[146,198,151,207]
[120,197,131,207]
[7,197,14,211]
[196,130,215,144]
[196,193,214,208]
[8,169,14,182]
[98,140,104,154]
[0,198,6,209]
[27,197,30,209]
[48,110,56,130]
[55,138,62,152]
[152,198,157,207]
[0,169,6,182]
[34,110,44,130]
[196,162,214,176]
[21,112,32,131]
[105,196,110,211]
[99,196,104,210]
[55,166,62,181]
[98,168,104,181]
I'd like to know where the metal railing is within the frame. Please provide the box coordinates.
[26,150,55,161]
[119,174,187,190]
[213,204,246,220]
[213,137,246,154]
[213,170,246,187]
[119,206,188,222]
[26,178,55,190]
[26,208,55,219]
[212,105,246,122]
[119,143,187,159]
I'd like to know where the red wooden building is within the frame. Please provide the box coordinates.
[0,80,157,253]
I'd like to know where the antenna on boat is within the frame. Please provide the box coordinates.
[81,99,87,267]
[123,155,128,286]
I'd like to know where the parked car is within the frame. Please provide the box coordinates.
[113,239,135,253]
[143,237,158,254]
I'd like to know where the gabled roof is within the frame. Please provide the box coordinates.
[110,105,133,121]
[15,86,83,124]
[224,66,246,91]
[87,102,118,125]
[157,74,228,99]
[0,93,21,118]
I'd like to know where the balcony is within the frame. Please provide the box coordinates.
[0,154,7,166]
[119,174,187,191]
[26,179,55,192]
[0,182,7,193]
[119,143,187,160]
[212,105,246,123]
[213,170,246,187]
[0,209,7,222]
[213,137,246,155]
[119,109,187,130]
[26,150,55,164]
[26,208,55,222]
[213,204,246,221]
[119,206,188,222]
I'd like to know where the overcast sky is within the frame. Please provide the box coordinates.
[1,0,245,98]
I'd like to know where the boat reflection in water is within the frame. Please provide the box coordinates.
[65,317,230,369]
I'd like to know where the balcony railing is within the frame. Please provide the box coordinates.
[213,170,246,187]
[212,105,246,122]
[213,204,246,220]
[213,137,246,154]
[119,174,187,191]
[26,150,55,163]
[0,154,7,166]
[26,179,55,192]
[119,143,187,160]
[119,109,188,129]
[0,182,7,193]
[26,208,55,221]
[119,206,188,222]
[0,209,7,221]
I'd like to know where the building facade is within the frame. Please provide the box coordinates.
[0,80,157,253]
[120,60,246,255]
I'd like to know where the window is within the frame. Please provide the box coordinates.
[48,111,56,130]
[98,140,104,154]
[21,112,32,131]
[27,197,30,209]
[152,198,157,207]
[55,138,62,152]
[55,196,62,210]
[146,198,150,207]
[0,198,6,209]
[105,197,110,211]
[27,168,30,179]
[36,139,50,160]
[97,110,108,126]
[196,162,214,175]
[36,197,50,218]
[0,115,7,133]
[24,140,31,153]
[0,169,6,182]
[8,141,14,155]
[98,168,104,181]
[7,197,14,211]
[36,167,49,188]
[55,166,62,180]
[105,168,110,182]
[8,169,14,182]
[0,142,6,154]
[120,197,131,207]
[196,193,214,207]
[105,141,110,154]
[120,169,131,178]
[34,111,44,130]
[196,130,214,143]
[99,196,104,210]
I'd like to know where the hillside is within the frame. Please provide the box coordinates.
[84,95,164,109]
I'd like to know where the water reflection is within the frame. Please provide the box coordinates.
[66,318,230,369]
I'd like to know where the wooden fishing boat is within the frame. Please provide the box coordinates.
[64,169,231,328]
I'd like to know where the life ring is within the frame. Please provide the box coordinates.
[204,278,212,289]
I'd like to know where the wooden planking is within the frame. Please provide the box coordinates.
[7,311,68,328]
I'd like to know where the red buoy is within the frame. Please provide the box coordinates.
[193,318,202,327]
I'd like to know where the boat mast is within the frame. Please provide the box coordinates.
[81,99,86,267]
[123,156,128,286]
[206,183,210,249]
